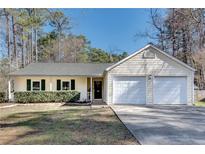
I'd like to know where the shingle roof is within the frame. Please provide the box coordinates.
[10,63,114,76]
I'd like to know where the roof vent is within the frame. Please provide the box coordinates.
[143,49,155,59]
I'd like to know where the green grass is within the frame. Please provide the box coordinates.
[0,104,137,145]
[194,101,205,107]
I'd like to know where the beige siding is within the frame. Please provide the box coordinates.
[106,47,194,105]
[13,76,87,101]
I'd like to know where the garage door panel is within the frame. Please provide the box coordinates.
[113,76,146,104]
[154,77,187,104]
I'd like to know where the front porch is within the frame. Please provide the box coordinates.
[8,76,104,103]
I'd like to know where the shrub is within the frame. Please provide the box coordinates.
[0,92,6,103]
[14,91,80,103]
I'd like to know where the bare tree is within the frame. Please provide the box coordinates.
[49,10,70,62]
[138,8,205,89]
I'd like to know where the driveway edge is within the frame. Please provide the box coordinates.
[109,105,141,145]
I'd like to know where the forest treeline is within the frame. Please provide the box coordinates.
[0,9,128,91]
[137,8,205,89]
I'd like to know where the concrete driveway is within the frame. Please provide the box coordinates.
[111,105,205,145]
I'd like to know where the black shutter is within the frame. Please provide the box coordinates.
[57,79,61,90]
[41,79,45,91]
[27,79,31,91]
[71,79,75,90]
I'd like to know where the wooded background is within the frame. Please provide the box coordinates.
[0,8,205,94]
[137,8,205,89]
[0,9,128,92]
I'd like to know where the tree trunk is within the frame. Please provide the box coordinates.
[5,9,11,72]
[170,9,177,56]
[34,9,38,63]
[160,33,165,51]
[58,32,61,62]
[31,27,33,63]
[35,29,38,62]
[21,29,25,68]
[74,39,77,63]
[182,28,187,53]
[12,16,18,69]
[27,32,30,64]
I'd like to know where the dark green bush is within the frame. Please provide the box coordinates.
[0,92,6,103]
[14,91,80,103]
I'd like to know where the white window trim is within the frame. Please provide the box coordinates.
[32,80,41,91]
[61,80,70,91]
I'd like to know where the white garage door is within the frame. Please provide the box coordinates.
[153,77,187,104]
[113,76,146,104]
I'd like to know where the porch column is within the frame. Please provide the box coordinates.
[49,82,52,91]
[90,77,92,102]
[8,80,11,101]
[49,77,52,91]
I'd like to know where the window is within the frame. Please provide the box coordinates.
[32,81,40,91]
[62,81,70,90]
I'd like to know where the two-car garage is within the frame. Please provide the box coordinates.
[106,45,195,105]
[113,76,187,105]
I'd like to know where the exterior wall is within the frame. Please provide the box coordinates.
[13,76,88,101]
[106,47,194,105]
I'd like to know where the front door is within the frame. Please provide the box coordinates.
[94,81,102,99]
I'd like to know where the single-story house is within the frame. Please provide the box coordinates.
[9,44,195,105]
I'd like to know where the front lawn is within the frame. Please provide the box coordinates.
[194,101,205,107]
[0,104,137,145]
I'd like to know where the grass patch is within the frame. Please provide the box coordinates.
[0,104,137,145]
[194,101,205,107]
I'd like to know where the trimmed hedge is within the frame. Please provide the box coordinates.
[14,91,80,103]
[0,92,6,103]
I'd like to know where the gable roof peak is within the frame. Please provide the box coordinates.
[106,44,195,72]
